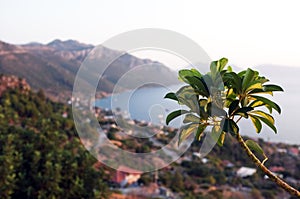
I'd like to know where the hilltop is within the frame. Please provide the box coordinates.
[0,39,178,100]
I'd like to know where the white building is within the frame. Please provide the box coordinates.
[237,167,256,178]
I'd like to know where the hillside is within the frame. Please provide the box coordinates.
[0,75,111,198]
[1,75,300,198]
[0,39,178,100]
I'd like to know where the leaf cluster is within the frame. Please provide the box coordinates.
[165,58,283,159]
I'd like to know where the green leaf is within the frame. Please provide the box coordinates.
[249,83,283,95]
[234,107,254,118]
[166,110,189,125]
[164,92,178,101]
[248,88,273,95]
[245,82,262,93]
[185,76,209,97]
[199,99,208,107]
[256,115,277,133]
[250,95,281,114]
[213,106,227,117]
[249,115,262,133]
[208,102,227,117]
[256,76,269,84]
[190,68,202,78]
[242,68,255,92]
[238,70,247,77]
[250,110,275,124]
[210,61,218,75]
[176,85,196,96]
[195,124,208,141]
[211,125,226,146]
[245,140,266,157]
[263,84,284,92]
[178,124,198,146]
[241,97,249,107]
[229,100,239,115]
[198,99,210,119]
[229,119,239,135]
[221,118,229,133]
[218,132,226,146]
[202,74,213,90]
[221,118,239,135]
[183,114,200,124]
[226,88,237,100]
[220,70,227,77]
[249,100,264,108]
[227,65,233,72]
[178,69,195,83]
[223,72,242,93]
[176,86,200,113]
[218,58,228,71]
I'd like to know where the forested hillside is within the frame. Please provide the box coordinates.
[0,76,110,199]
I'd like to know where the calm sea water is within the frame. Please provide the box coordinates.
[96,84,184,126]
[96,78,300,145]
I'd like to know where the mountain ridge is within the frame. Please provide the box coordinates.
[0,39,178,100]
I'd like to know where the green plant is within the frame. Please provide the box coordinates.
[0,89,110,199]
[165,58,300,197]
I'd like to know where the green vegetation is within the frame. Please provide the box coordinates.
[1,71,299,198]
[0,89,110,199]
[165,58,300,197]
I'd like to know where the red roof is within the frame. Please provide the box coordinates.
[117,165,143,174]
[113,165,142,184]
[288,147,299,155]
[270,166,285,172]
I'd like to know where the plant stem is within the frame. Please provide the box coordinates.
[236,116,242,123]
[236,133,300,197]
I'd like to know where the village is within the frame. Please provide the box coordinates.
[71,97,300,198]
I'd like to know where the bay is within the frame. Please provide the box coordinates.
[96,78,300,145]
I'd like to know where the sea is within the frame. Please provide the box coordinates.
[96,76,300,145]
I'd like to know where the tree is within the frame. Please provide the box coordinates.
[170,171,185,192]
[165,58,300,197]
[0,89,110,199]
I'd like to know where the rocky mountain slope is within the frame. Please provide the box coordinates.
[0,39,178,99]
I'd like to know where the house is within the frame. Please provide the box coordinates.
[288,147,299,157]
[113,165,142,187]
[236,167,256,178]
[286,177,299,185]
[276,148,287,153]
[201,158,209,164]
[62,112,68,118]
[264,173,284,179]
[110,140,123,147]
[270,166,285,173]
[222,160,235,168]
[159,187,173,197]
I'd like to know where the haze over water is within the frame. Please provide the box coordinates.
[97,66,300,145]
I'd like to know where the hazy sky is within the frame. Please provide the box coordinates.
[1,0,299,68]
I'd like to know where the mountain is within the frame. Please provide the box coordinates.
[0,39,178,100]
[46,39,94,51]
